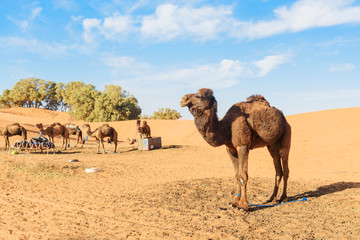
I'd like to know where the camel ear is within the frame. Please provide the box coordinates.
[204,89,213,99]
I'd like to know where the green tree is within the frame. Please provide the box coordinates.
[6,77,47,108]
[0,79,142,122]
[148,108,181,120]
[0,89,12,108]
[88,84,141,122]
[54,82,67,112]
[42,81,59,110]
[64,81,99,120]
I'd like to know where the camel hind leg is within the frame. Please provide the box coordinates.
[113,131,118,153]
[279,122,291,202]
[279,151,289,202]
[266,144,283,204]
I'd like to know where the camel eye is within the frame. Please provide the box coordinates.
[195,95,203,99]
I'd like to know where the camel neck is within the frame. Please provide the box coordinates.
[194,109,226,147]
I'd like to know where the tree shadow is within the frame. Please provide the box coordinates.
[249,181,360,212]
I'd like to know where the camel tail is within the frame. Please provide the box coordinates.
[279,121,291,158]
[112,129,118,143]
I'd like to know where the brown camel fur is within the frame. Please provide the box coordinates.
[35,123,69,150]
[1,123,27,149]
[82,124,118,153]
[137,120,151,139]
[180,88,291,211]
[66,123,84,148]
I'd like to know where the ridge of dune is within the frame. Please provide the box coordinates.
[1,107,360,150]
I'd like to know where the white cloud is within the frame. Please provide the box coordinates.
[156,59,246,88]
[53,0,78,10]
[253,54,289,77]
[101,15,133,40]
[31,7,42,19]
[140,4,232,42]
[79,1,360,43]
[113,55,289,89]
[104,55,151,76]
[232,0,360,39]
[7,6,42,31]
[330,63,355,72]
[106,56,135,68]
[83,18,102,42]
[0,37,78,57]
[82,14,133,42]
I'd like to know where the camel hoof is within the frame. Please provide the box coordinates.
[231,203,249,211]
[230,201,249,211]
[264,197,277,204]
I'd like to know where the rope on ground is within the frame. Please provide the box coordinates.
[235,193,307,208]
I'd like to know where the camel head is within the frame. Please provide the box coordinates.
[180,88,217,117]
[180,94,194,108]
[82,124,91,134]
[35,123,44,131]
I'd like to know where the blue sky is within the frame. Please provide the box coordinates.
[1,0,360,119]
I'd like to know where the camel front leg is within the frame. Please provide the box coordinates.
[237,145,249,211]
[62,136,67,150]
[96,140,101,154]
[74,134,80,148]
[226,146,241,206]
[4,136,9,150]
[100,138,106,154]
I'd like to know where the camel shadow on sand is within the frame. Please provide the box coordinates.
[249,181,360,212]
[288,181,360,201]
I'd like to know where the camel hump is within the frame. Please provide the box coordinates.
[246,95,270,106]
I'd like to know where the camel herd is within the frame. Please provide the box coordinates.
[1,88,292,211]
[1,120,151,154]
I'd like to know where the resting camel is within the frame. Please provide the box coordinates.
[35,123,69,150]
[82,124,118,153]
[180,88,291,211]
[1,123,27,149]
[66,123,84,148]
[137,120,151,139]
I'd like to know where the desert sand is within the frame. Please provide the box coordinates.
[0,107,359,239]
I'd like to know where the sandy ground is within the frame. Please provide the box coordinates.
[0,107,359,239]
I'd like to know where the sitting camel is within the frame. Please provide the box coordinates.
[180,88,291,211]
[137,120,151,139]
[1,123,27,149]
[82,124,118,153]
[35,123,69,150]
[66,123,84,148]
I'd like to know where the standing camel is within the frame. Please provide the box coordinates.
[137,120,151,139]
[1,123,27,149]
[36,123,69,150]
[82,124,118,153]
[66,123,84,148]
[180,88,291,211]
